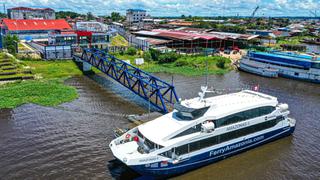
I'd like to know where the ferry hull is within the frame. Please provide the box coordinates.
[129,126,295,177]
[279,73,320,84]
[238,65,278,78]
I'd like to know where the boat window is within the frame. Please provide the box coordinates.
[166,116,283,156]
[144,138,155,150]
[137,130,144,139]
[171,124,202,139]
[160,149,173,158]
[175,144,189,156]
[215,106,275,128]
[173,103,209,121]
[139,130,163,151]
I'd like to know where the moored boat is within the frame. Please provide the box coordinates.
[239,51,320,83]
[239,57,279,78]
[109,87,296,177]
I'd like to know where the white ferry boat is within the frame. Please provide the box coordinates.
[239,51,320,83]
[109,87,296,177]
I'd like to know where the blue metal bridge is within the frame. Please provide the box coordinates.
[73,48,179,113]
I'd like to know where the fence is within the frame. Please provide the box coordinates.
[110,25,150,51]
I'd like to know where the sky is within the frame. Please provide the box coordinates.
[3,0,320,17]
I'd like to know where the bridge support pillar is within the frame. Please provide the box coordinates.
[83,61,92,72]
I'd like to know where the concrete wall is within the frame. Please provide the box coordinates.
[8,9,55,19]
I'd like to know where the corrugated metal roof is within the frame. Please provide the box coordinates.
[134,30,160,36]
[136,37,172,45]
[2,19,72,31]
[134,29,259,41]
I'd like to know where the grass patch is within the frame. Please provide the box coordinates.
[23,60,84,79]
[276,36,313,46]
[110,34,128,47]
[0,54,83,109]
[0,80,78,109]
[112,53,232,76]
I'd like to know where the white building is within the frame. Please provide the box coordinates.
[126,9,146,24]
[7,7,55,20]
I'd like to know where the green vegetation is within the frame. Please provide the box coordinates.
[0,53,33,81]
[23,60,83,79]
[86,12,95,21]
[125,46,138,56]
[0,54,83,109]
[276,36,313,46]
[110,12,124,22]
[0,79,78,109]
[0,12,7,18]
[193,22,247,33]
[56,11,85,19]
[110,35,129,47]
[112,48,232,76]
[3,35,19,54]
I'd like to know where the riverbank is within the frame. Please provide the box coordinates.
[0,53,33,81]
[114,53,233,76]
[0,56,83,109]
[0,50,233,108]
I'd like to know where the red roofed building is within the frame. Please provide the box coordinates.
[0,18,72,40]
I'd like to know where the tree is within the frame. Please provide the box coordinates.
[158,52,180,64]
[87,12,95,20]
[181,14,186,19]
[111,12,123,22]
[3,35,19,54]
[216,58,226,69]
[149,48,161,61]
[0,12,7,18]
[125,46,137,56]
[143,51,152,62]
[56,11,85,19]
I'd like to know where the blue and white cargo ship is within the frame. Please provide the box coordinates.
[109,87,296,177]
[239,51,320,83]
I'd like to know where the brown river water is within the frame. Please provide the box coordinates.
[0,71,319,180]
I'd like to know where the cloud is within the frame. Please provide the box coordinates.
[5,0,320,16]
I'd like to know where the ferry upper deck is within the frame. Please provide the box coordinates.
[138,90,279,147]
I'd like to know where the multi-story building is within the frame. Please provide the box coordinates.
[0,18,72,40]
[7,7,55,20]
[126,9,146,24]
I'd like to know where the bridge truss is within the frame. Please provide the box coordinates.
[78,48,179,113]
